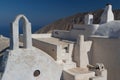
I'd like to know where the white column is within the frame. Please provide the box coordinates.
[23,22,32,49]
[79,35,89,68]
[10,22,19,50]
[76,35,92,68]
[100,4,114,24]
[84,14,93,25]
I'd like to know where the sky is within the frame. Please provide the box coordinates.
[0,0,120,36]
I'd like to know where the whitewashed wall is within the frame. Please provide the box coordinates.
[32,34,52,38]
[52,24,99,41]
[32,39,66,62]
[90,37,120,80]
[52,30,70,40]
[2,48,62,80]
[32,39,59,60]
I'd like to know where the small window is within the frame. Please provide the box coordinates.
[33,70,40,77]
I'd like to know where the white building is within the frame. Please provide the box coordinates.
[1,4,120,80]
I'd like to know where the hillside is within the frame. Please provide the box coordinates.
[0,36,9,55]
[36,9,120,33]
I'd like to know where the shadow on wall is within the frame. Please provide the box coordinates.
[90,37,120,80]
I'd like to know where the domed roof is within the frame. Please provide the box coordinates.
[95,21,120,38]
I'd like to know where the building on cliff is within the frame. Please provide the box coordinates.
[0,4,120,80]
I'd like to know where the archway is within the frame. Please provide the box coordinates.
[10,14,32,50]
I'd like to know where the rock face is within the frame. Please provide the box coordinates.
[0,37,9,53]
[36,9,120,33]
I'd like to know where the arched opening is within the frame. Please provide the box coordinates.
[19,18,25,48]
[10,15,32,50]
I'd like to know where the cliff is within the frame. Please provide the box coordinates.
[36,9,120,33]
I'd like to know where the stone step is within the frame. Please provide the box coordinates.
[63,68,95,80]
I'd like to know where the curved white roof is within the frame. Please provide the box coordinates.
[95,21,120,38]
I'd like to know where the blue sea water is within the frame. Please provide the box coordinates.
[0,26,42,37]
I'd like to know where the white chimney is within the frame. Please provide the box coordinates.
[100,4,114,24]
[84,14,93,25]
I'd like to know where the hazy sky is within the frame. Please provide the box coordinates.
[0,0,120,36]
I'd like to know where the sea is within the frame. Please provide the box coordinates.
[0,26,42,38]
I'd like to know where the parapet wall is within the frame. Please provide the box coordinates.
[32,34,52,38]
[32,38,61,60]
[52,30,70,40]
[52,24,99,41]
[70,24,99,40]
